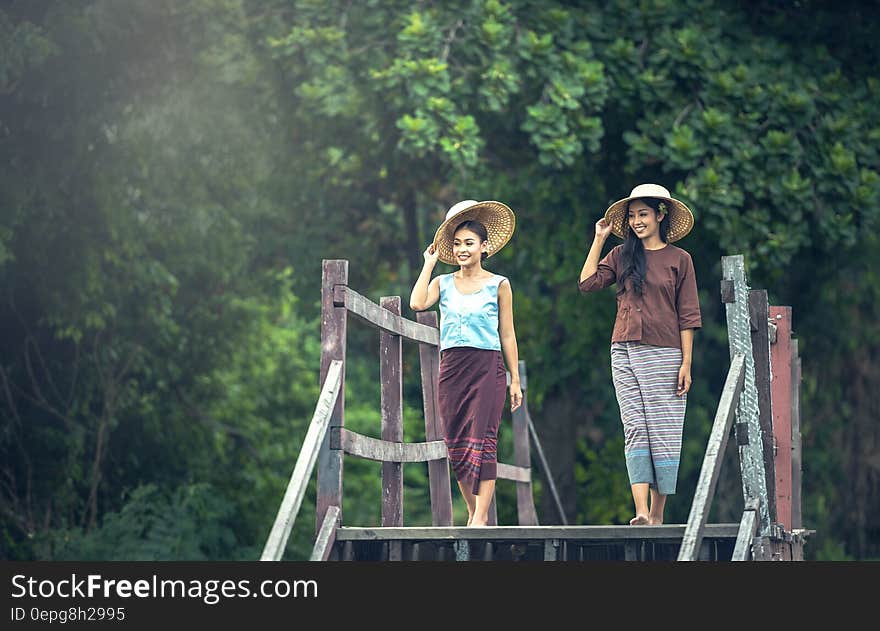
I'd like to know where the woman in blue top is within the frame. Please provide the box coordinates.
[410,200,522,527]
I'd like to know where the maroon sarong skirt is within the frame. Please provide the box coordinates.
[438,347,506,495]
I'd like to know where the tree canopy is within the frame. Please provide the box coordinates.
[1,0,877,560]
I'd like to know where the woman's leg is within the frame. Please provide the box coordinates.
[457,480,477,526]
[649,488,667,525]
[612,344,655,525]
[470,479,496,526]
[633,345,686,499]
[438,348,486,526]
[470,361,503,527]
[630,483,650,525]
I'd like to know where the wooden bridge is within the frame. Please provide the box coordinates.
[260,255,812,561]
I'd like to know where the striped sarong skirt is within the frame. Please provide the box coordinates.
[438,347,506,495]
[610,342,686,495]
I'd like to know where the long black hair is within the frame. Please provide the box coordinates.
[617,198,670,297]
[454,220,489,261]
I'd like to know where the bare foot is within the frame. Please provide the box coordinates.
[629,514,649,525]
[648,517,663,525]
[468,519,488,527]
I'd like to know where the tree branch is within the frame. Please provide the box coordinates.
[441,19,464,62]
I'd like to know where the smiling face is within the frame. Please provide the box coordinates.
[452,227,488,268]
[626,199,666,241]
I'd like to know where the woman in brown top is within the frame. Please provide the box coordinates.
[579,184,701,526]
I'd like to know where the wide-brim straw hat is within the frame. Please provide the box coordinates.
[604,183,695,242]
[432,200,515,265]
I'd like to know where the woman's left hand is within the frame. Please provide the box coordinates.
[509,384,523,412]
[676,365,692,396]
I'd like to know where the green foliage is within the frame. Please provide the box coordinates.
[1,0,878,561]
[575,436,634,525]
[38,484,245,561]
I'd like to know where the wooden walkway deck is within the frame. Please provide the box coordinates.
[333,524,741,561]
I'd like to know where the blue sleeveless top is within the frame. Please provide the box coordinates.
[438,273,506,352]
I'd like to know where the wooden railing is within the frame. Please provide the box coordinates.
[261,259,564,560]
[260,360,343,561]
[678,353,746,560]
[732,498,761,561]
[678,254,808,561]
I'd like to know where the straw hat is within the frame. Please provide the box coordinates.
[604,183,695,242]
[432,200,516,265]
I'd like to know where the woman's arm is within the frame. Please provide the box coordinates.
[579,217,613,283]
[409,244,441,311]
[676,328,694,396]
[497,279,522,411]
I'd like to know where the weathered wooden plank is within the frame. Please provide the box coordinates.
[544,539,560,561]
[380,297,403,528]
[330,427,447,462]
[749,290,777,524]
[678,354,746,561]
[341,540,354,561]
[790,528,812,561]
[722,255,771,534]
[732,499,760,561]
[750,536,775,561]
[720,279,736,303]
[496,462,531,483]
[482,542,495,561]
[526,409,568,525]
[512,361,539,526]
[338,285,440,345]
[317,260,348,535]
[309,505,341,561]
[769,306,793,530]
[698,540,714,561]
[790,338,803,529]
[417,311,454,526]
[387,541,403,561]
[262,360,343,561]
[335,523,740,541]
[624,541,640,561]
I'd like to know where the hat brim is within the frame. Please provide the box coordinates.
[432,201,515,265]
[604,194,695,243]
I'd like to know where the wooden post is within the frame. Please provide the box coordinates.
[310,506,341,561]
[790,337,803,529]
[721,255,771,535]
[732,498,760,561]
[769,306,793,530]
[317,260,348,533]
[380,297,403,527]
[749,290,777,524]
[416,311,454,526]
[545,539,560,561]
[512,361,539,526]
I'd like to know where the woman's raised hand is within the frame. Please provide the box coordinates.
[423,243,440,264]
[595,217,613,239]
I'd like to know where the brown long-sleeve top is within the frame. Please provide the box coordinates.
[578,243,701,349]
